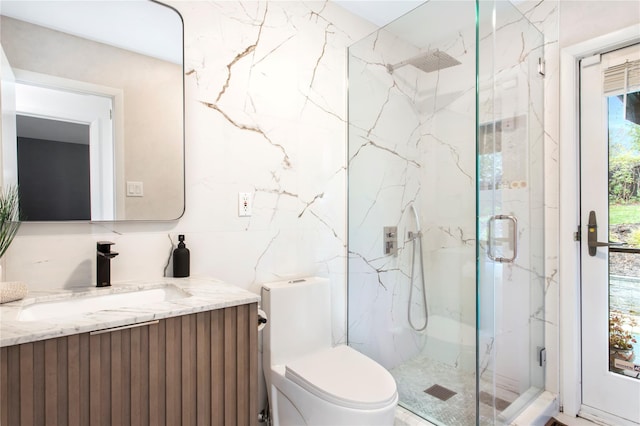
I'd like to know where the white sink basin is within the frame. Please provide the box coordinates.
[17,285,190,322]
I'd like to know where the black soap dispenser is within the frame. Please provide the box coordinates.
[173,234,190,278]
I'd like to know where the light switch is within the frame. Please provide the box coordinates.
[126,181,144,197]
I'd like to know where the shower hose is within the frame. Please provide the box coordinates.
[408,204,429,332]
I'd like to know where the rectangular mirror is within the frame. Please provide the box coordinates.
[1,0,184,221]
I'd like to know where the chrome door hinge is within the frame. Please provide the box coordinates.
[538,347,547,367]
[538,58,545,76]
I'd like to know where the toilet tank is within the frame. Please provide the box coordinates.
[262,277,332,366]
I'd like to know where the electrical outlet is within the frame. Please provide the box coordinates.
[238,192,252,217]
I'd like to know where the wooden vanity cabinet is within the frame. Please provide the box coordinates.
[0,303,258,426]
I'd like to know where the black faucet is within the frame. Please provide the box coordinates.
[96,241,119,287]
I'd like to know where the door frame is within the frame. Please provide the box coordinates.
[15,83,113,220]
[12,69,126,220]
[559,23,640,421]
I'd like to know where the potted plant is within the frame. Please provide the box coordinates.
[0,186,26,304]
[0,185,21,260]
[609,309,638,372]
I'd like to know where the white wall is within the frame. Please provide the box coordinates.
[3,1,376,346]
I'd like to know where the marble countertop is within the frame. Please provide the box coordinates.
[0,277,260,347]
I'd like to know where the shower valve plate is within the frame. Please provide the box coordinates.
[383,226,398,256]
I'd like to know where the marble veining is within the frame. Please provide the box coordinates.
[347,0,478,371]
[0,277,259,347]
[347,3,550,422]
[3,1,378,349]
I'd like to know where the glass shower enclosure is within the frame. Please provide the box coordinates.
[346,1,545,425]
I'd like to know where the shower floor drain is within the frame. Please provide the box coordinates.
[479,391,511,411]
[424,384,457,401]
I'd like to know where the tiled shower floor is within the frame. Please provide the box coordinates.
[390,352,513,426]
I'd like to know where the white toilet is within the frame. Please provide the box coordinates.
[261,277,398,426]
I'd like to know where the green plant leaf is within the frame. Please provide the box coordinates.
[0,185,21,259]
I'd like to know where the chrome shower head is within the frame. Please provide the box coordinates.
[387,49,461,74]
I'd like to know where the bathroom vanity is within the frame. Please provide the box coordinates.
[0,278,260,426]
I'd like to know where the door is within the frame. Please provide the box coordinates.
[14,82,114,220]
[580,43,640,425]
[477,2,546,423]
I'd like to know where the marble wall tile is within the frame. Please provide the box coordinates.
[4,1,377,347]
[347,1,478,373]
[517,0,561,397]
[347,3,551,406]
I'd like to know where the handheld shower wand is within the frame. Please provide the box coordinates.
[407,204,429,332]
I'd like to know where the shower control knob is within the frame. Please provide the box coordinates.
[383,226,398,256]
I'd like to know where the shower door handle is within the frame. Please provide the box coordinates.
[487,214,518,263]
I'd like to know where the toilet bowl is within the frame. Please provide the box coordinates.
[261,277,398,426]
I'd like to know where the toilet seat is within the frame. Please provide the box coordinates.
[284,345,398,410]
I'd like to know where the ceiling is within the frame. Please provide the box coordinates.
[0,0,182,64]
[332,1,424,26]
[1,0,428,64]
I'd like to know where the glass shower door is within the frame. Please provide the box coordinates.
[347,2,478,424]
[477,2,545,424]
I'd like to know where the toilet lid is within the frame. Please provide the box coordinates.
[284,345,398,410]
